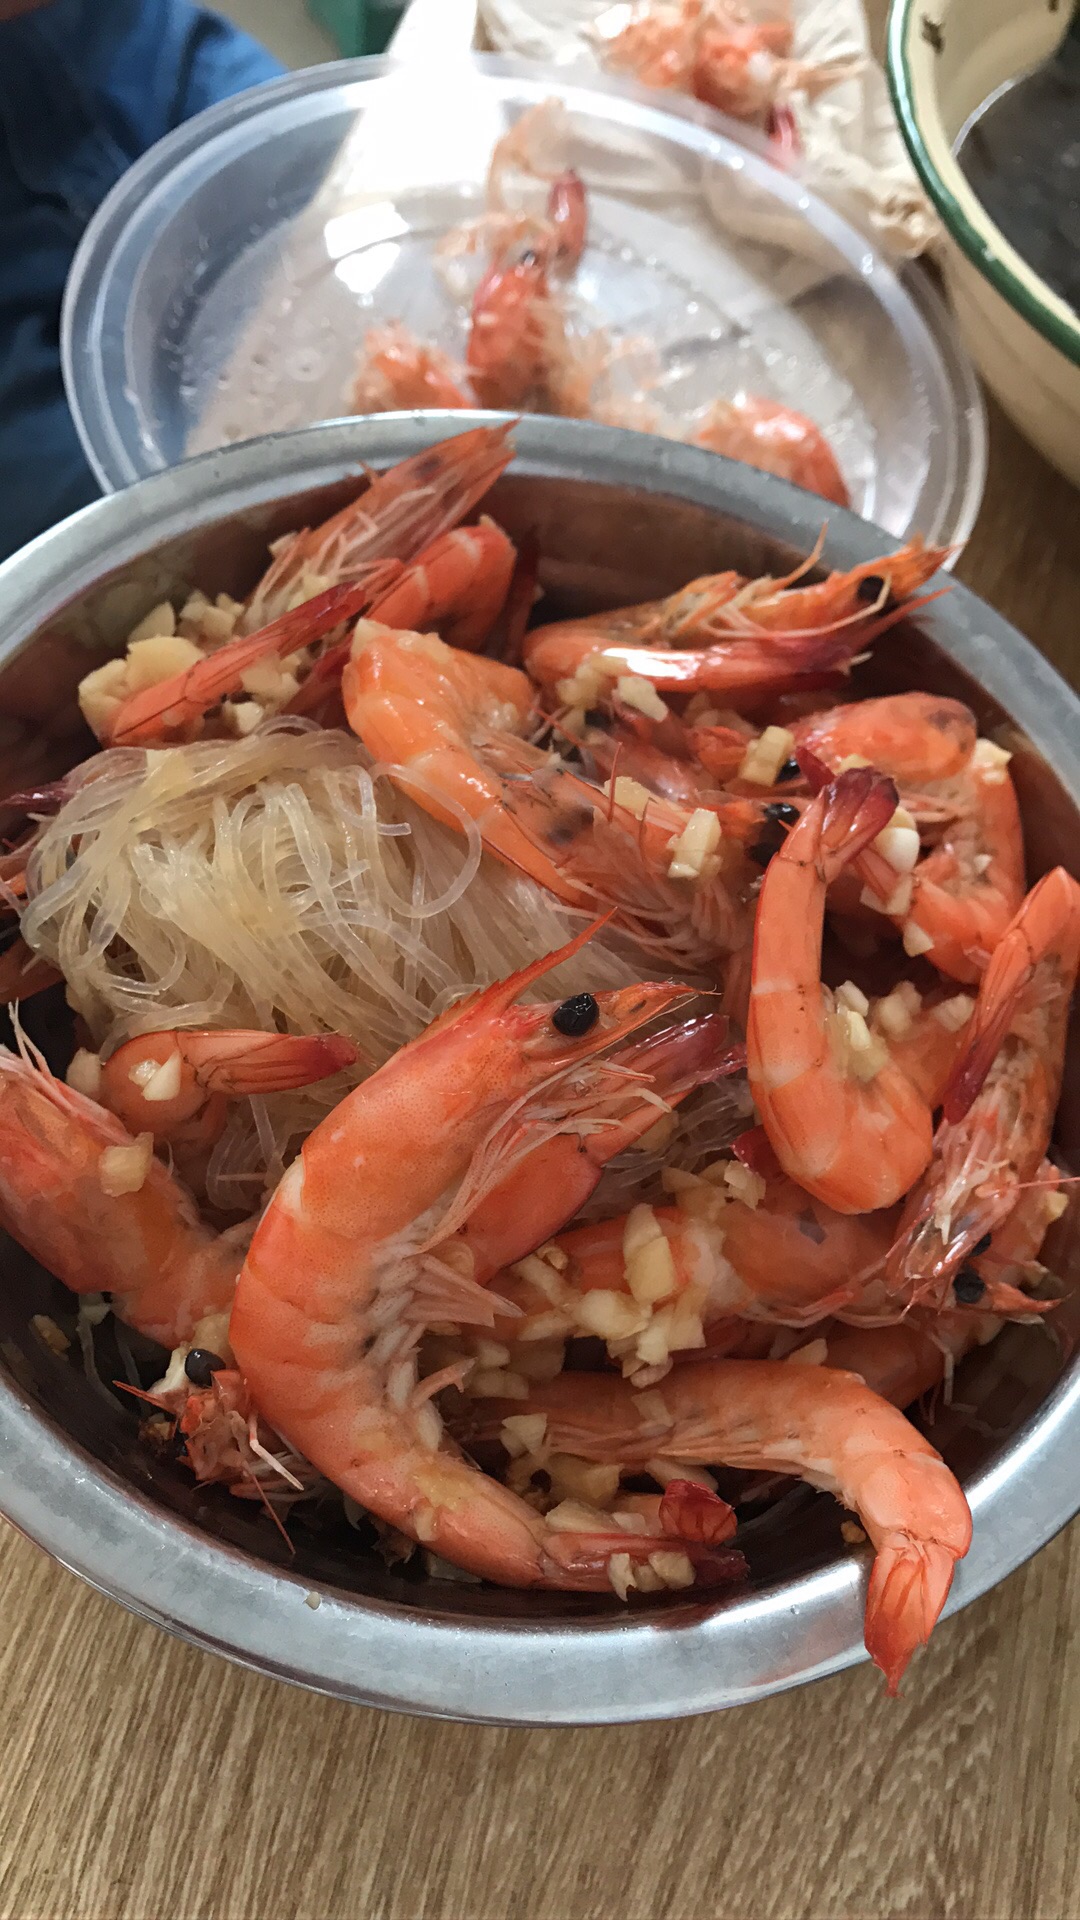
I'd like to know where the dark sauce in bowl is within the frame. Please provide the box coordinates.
[955,64,1080,317]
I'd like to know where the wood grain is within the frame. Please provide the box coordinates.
[5,10,1080,1913]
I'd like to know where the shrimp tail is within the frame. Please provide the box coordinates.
[176,1030,360,1096]
[804,758,899,884]
[659,1479,738,1546]
[864,1536,959,1695]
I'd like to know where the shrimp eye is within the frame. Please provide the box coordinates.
[971,1231,992,1256]
[185,1348,227,1388]
[953,1268,986,1305]
[764,801,799,826]
[776,757,801,783]
[552,992,600,1037]
[856,573,886,603]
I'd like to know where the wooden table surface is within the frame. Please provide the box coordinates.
[4,1,1080,1891]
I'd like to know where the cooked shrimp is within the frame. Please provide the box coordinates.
[243,422,515,633]
[693,395,849,507]
[523,538,948,695]
[484,988,973,1366]
[747,766,937,1212]
[467,254,558,411]
[464,122,588,412]
[468,1357,971,1690]
[0,1046,242,1347]
[892,741,1025,984]
[80,576,398,749]
[795,726,1023,981]
[595,2,857,131]
[95,1029,358,1151]
[818,1316,983,1411]
[455,1011,740,1283]
[887,867,1080,1307]
[793,693,977,788]
[287,519,520,721]
[486,1178,897,1365]
[821,1164,1060,1395]
[343,619,753,966]
[691,8,859,122]
[485,102,587,271]
[374,520,518,652]
[229,931,742,1590]
[348,323,472,415]
[79,426,518,748]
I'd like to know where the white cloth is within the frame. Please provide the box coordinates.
[476,0,939,258]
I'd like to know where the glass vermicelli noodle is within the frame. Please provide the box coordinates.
[20,719,741,1204]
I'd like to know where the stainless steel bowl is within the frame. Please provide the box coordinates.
[1,414,1078,1724]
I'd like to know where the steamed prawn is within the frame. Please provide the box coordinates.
[342,618,754,967]
[77,424,516,747]
[747,766,938,1212]
[887,868,1080,1307]
[693,394,849,507]
[0,1045,242,1348]
[228,931,742,1590]
[467,1356,971,1691]
[524,538,948,698]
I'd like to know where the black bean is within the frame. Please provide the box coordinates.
[552,992,600,1037]
[776,758,801,783]
[763,801,799,826]
[971,1231,993,1256]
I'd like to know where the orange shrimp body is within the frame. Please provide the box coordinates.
[897,743,1025,984]
[474,1359,972,1692]
[344,620,754,965]
[458,1011,738,1282]
[243,421,515,632]
[0,1048,241,1347]
[793,693,977,787]
[348,322,472,415]
[98,1029,357,1148]
[344,620,584,905]
[693,395,849,507]
[747,767,935,1212]
[287,521,519,719]
[887,867,1080,1306]
[489,1181,897,1352]
[229,934,740,1591]
[467,255,554,409]
[523,540,947,696]
[372,519,518,652]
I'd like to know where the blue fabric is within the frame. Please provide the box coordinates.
[0,0,283,563]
